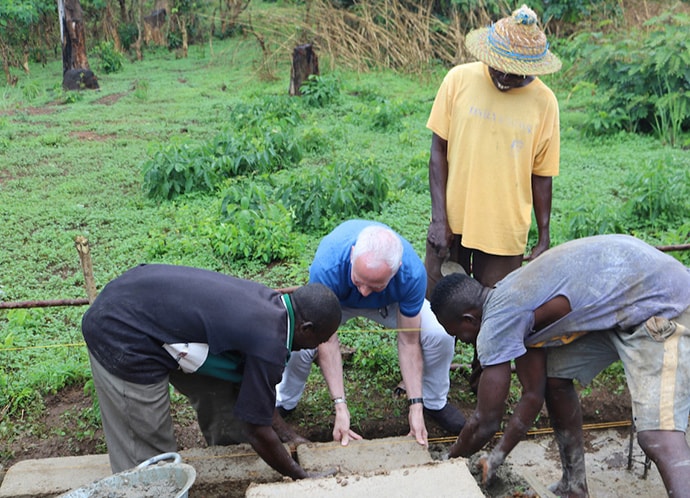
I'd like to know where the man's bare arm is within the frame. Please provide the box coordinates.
[449,362,512,458]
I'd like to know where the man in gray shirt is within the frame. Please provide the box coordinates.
[430,234,690,498]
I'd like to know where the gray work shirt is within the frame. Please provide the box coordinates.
[477,234,690,366]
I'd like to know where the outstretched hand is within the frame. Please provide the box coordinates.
[407,406,429,447]
[333,404,363,446]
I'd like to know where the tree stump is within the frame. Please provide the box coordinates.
[289,44,319,96]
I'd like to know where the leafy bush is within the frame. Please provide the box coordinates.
[230,97,301,127]
[620,158,690,230]
[300,73,341,107]
[93,41,125,74]
[212,181,296,263]
[566,11,690,146]
[539,0,621,26]
[142,101,302,200]
[564,156,690,238]
[564,203,623,239]
[277,157,389,232]
[299,126,333,154]
[357,98,411,131]
[396,151,428,193]
[117,22,138,50]
[211,125,302,177]
[142,141,217,200]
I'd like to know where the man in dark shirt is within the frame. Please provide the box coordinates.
[81,264,341,479]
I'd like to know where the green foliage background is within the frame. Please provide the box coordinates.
[0,0,689,466]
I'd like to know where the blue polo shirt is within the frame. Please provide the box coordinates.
[309,220,426,317]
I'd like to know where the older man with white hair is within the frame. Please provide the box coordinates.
[275,219,465,446]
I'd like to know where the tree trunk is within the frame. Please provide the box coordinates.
[132,0,144,61]
[180,16,188,57]
[0,41,18,86]
[59,0,99,89]
[118,0,128,23]
[289,44,319,96]
[60,0,90,72]
[104,0,123,51]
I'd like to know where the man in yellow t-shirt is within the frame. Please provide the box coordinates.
[425,5,562,390]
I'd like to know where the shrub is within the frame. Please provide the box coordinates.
[358,98,411,131]
[211,181,296,263]
[142,141,217,200]
[277,157,389,232]
[230,97,301,127]
[564,203,623,239]
[567,10,690,146]
[396,151,428,193]
[299,73,341,107]
[117,22,138,50]
[141,100,302,200]
[211,125,302,177]
[93,41,125,74]
[620,158,690,230]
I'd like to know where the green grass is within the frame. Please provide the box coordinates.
[1,16,689,462]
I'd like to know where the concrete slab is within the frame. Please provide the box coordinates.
[0,454,110,498]
[246,459,484,498]
[296,436,433,474]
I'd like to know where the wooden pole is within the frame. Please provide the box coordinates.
[0,298,90,309]
[75,235,97,303]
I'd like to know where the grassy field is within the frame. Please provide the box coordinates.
[1,9,689,465]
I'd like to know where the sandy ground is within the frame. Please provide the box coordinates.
[489,426,685,497]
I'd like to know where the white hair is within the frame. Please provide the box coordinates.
[352,225,403,271]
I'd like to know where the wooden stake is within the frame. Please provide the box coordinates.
[74,235,97,303]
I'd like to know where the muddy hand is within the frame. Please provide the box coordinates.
[477,453,496,486]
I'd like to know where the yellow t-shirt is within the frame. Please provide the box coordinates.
[426,62,560,255]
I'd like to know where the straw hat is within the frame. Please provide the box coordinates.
[465,4,561,75]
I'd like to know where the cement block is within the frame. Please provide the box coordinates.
[180,444,285,498]
[246,459,485,497]
[0,454,111,498]
[297,436,433,474]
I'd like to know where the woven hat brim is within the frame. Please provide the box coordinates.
[465,27,562,76]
